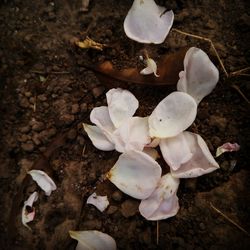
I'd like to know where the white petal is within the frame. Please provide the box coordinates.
[69,230,116,250]
[113,117,151,153]
[160,132,219,178]
[87,192,109,212]
[28,170,57,196]
[107,150,162,199]
[139,173,179,220]
[22,191,38,230]
[83,123,115,151]
[177,47,219,104]
[124,0,174,44]
[106,88,139,128]
[216,142,240,157]
[148,92,197,138]
[140,58,159,77]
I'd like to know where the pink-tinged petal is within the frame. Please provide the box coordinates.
[107,150,162,199]
[146,137,160,148]
[106,88,139,128]
[113,117,151,153]
[177,47,219,104]
[148,92,197,138]
[83,123,115,151]
[139,173,179,220]
[69,230,117,250]
[124,0,174,44]
[160,131,219,178]
[216,142,240,157]
[22,191,38,230]
[87,192,109,212]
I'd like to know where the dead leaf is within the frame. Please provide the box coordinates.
[76,36,106,51]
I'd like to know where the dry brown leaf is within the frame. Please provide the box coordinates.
[76,36,106,51]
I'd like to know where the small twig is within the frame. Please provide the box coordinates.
[230,67,250,76]
[231,85,250,104]
[156,221,159,245]
[30,70,70,75]
[210,202,250,237]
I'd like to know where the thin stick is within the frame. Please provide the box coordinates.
[30,70,70,75]
[230,67,250,76]
[210,202,250,237]
[172,28,229,77]
[231,85,250,104]
[156,221,159,245]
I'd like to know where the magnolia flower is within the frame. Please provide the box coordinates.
[124,0,174,44]
[83,88,150,153]
[87,192,109,212]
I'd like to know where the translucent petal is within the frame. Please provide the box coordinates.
[139,173,179,220]
[28,170,57,196]
[83,123,115,151]
[69,230,116,250]
[124,0,174,44]
[106,88,139,128]
[140,58,159,77]
[148,92,197,138]
[160,131,219,178]
[107,150,162,199]
[87,192,109,212]
[177,47,219,104]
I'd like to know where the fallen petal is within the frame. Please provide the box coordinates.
[177,47,219,104]
[140,58,159,77]
[22,191,38,230]
[160,131,219,178]
[216,142,240,157]
[139,173,179,220]
[28,170,57,196]
[143,147,159,160]
[106,88,139,128]
[83,123,115,151]
[107,150,162,199]
[148,92,197,138]
[124,0,174,44]
[87,192,109,212]
[69,230,116,250]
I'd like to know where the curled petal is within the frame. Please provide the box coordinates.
[139,173,179,220]
[160,132,219,178]
[177,47,219,104]
[22,191,38,230]
[124,0,174,44]
[148,92,197,138]
[107,150,162,199]
[83,123,115,151]
[106,88,139,128]
[87,192,109,212]
[140,58,159,77]
[216,142,240,157]
[69,230,116,250]
[28,170,57,196]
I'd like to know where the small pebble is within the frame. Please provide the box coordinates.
[120,199,138,218]
[21,142,35,152]
[112,190,123,202]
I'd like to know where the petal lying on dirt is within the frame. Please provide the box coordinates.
[87,192,109,212]
[22,191,38,230]
[143,147,159,160]
[148,92,197,138]
[69,230,116,250]
[124,0,174,44]
[28,170,57,196]
[113,117,150,152]
[107,150,162,199]
[106,88,139,128]
[139,173,179,220]
[83,123,115,151]
[146,137,160,148]
[160,131,219,178]
[177,47,219,104]
[140,58,159,77]
[216,142,240,157]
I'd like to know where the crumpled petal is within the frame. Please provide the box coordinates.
[69,230,116,250]
[107,150,162,199]
[160,131,219,178]
[28,170,57,196]
[139,173,179,220]
[87,192,109,212]
[216,142,240,157]
[22,191,38,230]
[113,116,150,153]
[106,88,139,128]
[177,47,219,104]
[140,58,159,77]
[148,92,197,138]
[124,0,174,44]
[83,123,115,151]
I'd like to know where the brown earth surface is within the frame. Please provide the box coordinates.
[0,0,250,249]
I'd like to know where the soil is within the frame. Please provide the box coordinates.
[0,0,250,249]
